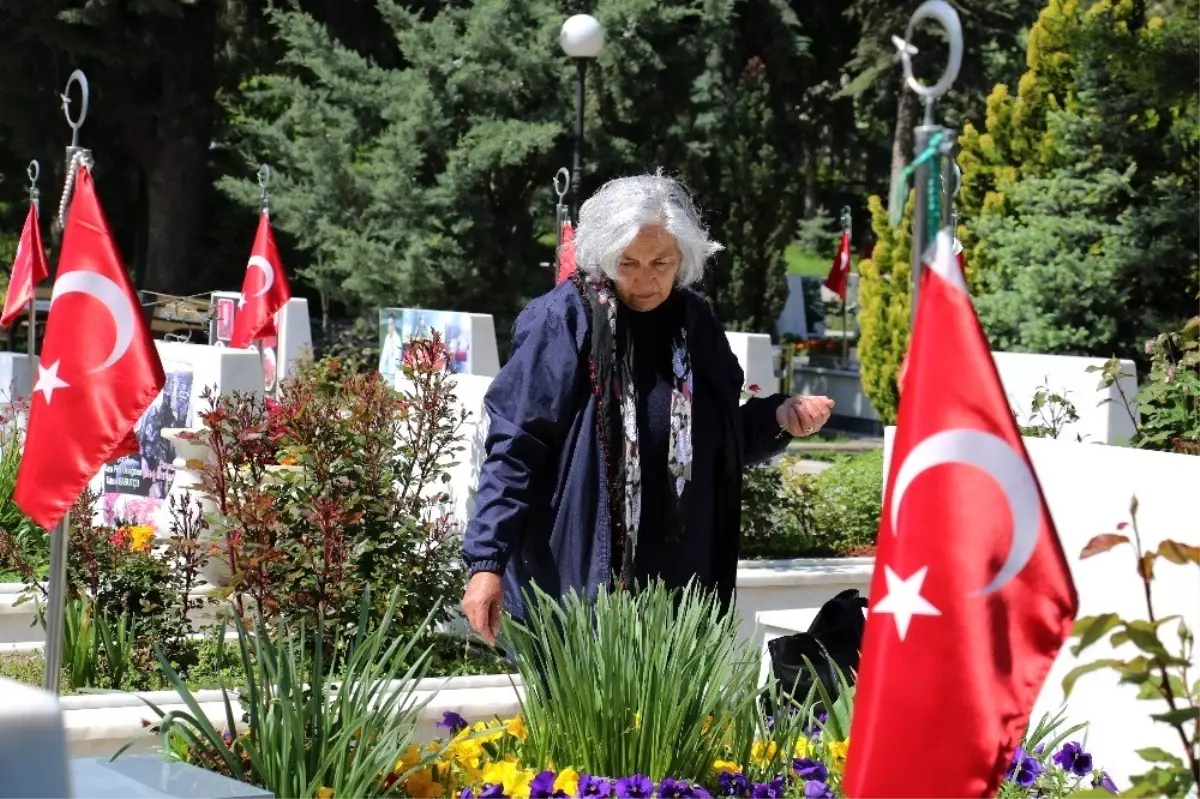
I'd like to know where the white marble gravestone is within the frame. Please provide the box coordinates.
[725,332,778,396]
[0,678,72,798]
[992,351,1139,445]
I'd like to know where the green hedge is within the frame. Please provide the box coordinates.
[740,449,883,559]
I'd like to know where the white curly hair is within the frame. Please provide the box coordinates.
[571,172,723,287]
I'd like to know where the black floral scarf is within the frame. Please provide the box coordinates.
[571,273,694,589]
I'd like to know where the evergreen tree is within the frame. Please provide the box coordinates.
[856,193,913,425]
[957,0,1199,357]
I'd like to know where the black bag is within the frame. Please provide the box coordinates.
[764,588,867,715]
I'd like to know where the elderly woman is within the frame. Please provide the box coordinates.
[461,174,834,643]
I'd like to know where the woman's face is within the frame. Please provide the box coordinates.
[615,224,681,312]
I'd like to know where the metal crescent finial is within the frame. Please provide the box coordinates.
[893,0,963,101]
[553,167,571,204]
[62,70,90,148]
[27,160,40,186]
[258,163,272,213]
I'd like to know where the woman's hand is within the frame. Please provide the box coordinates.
[461,571,504,645]
[776,395,835,437]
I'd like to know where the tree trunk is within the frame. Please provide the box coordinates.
[890,83,917,191]
[141,3,218,295]
[802,139,818,219]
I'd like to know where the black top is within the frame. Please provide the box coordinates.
[621,295,722,590]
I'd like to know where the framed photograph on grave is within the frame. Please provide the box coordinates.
[99,361,194,526]
[379,307,473,386]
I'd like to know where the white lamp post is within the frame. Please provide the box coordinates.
[559,13,604,216]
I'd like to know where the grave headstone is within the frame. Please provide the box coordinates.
[0,678,72,798]
[378,307,500,384]
[725,332,778,396]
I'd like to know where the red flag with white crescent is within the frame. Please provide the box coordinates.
[824,231,852,300]
[15,166,165,531]
[556,221,577,284]
[845,230,1076,798]
[896,243,965,395]
[231,212,292,349]
[1,204,50,329]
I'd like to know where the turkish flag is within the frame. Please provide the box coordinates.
[231,212,291,349]
[14,167,165,531]
[844,230,1077,798]
[556,221,577,284]
[824,232,852,300]
[896,244,965,395]
[1,204,50,329]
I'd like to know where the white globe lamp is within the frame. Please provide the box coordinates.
[560,14,605,59]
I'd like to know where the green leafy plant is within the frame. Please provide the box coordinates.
[59,595,133,691]
[1064,495,1199,797]
[740,461,816,559]
[191,332,467,644]
[1019,382,1082,441]
[1092,316,1200,456]
[504,581,764,783]
[806,449,883,556]
[0,400,48,581]
[122,586,443,799]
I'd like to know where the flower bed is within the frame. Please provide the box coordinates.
[122,569,1127,799]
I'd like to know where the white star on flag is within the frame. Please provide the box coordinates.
[873,565,941,641]
[33,360,70,404]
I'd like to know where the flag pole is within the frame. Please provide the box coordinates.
[553,167,570,286]
[25,161,40,398]
[840,205,852,367]
[891,1,962,328]
[41,69,92,695]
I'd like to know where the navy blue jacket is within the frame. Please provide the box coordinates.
[462,281,792,620]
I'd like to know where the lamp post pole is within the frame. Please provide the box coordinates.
[572,58,587,220]
[560,14,604,220]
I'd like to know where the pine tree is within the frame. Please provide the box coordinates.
[956,0,1082,289]
[956,0,1199,357]
[856,193,913,425]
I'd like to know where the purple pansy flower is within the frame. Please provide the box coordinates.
[749,778,784,798]
[531,771,560,798]
[459,790,474,799]
[716,772,749,798]
[803,781,834,799]
[686,785,712,799]
[437,711,469,733]
[479,784,506,799]
[1093,772,1118,795]
[657,778,689,798]
[793,758,828,783]
[1052,742,1094,777]
[579,774,614,798]
[615,775,654,798]
[1006,747,1044,788]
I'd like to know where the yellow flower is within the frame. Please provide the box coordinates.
[472,720,506,744]
[554,768,580,797]
[315,788,333,799]
[395,743,423,774]
[404,768,445,799]
[505,715,529,740]
[713,760,743,775]
[827,739,850,769]
[125,525,155,552]
[793,738,813,759]
[751,740,779,766]
[481,761,535,798]
[451,736,484,763]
